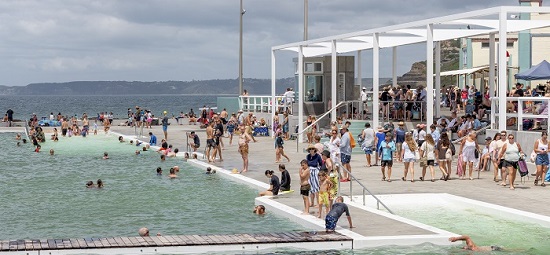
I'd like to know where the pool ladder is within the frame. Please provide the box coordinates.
[337,164,394,214]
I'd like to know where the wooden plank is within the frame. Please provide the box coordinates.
[46,240,56,250]
[39,239,49,250]
[162,235,177,245]
[0,241,9,251]
[135,236,149,246]
[99,238,111,248]
[16,240,25,250]
[69,239,80,249]
[31,240,40,250]
[156,236,170,246]
[120,237,133,247]
[208,235,225,245]
[148,236,163,246]
[190,235,206,245]
[76,239,88,249]
[127,237,140,246]
[24,240,33,250]
[84,238,95,248]
[9,240,18,251]
[171,235,187,246]
[113,237,125,247]
[178,235,194,245]
[91,237,103,248]
[63,239,72,249]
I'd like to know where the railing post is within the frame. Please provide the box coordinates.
[362,189,365,205]
[349,180,352,201]
[517,98,523,131]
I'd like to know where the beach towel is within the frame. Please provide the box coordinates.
[457,156,464,177]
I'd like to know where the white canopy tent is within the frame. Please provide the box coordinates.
[270,6,550,141]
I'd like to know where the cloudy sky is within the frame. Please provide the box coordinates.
[0,0,523,86]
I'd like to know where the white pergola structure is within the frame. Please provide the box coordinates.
[270,6,550,141]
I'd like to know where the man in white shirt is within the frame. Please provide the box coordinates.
[360,87,368,117]
[361,123,376,167]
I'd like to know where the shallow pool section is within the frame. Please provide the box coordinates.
[350,193,550,254]
[0,133,302,240]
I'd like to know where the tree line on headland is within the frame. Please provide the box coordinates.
[0,78,295,96]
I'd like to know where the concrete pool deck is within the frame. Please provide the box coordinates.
[3,119,550,250]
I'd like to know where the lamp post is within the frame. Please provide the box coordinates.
[239,0,245,95]
[304,0,308,40]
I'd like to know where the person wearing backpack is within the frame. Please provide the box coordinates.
[497,134,525,190]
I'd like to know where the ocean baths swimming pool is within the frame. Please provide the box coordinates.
[349,193,550,254]
[0,132,302,240]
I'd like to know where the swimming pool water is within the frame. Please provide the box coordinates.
[0,133,302,240]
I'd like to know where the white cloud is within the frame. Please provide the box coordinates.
[0,0,521,86]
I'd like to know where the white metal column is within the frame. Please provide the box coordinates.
[270,50,276,138]
[489,33,496,129]
[373,33,380,129]
[498,11,508,130]
[435,41,441,119]
[298,46,304,142]
[332,40,337,123]
[357,50,363,120]
[426,24,434,129]
[392,47,397,88]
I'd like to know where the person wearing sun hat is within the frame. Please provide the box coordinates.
[306,143,322,207]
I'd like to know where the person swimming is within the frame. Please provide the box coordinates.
[86,181,95,188]
[118,136,124,142]
[156,167,162,176]
[168,167,177,178]
[135,150,141,155]
[103,152,109,159]
[253,205,266,215]
[49,149,54,155]
[449,235,503,251]
[97,179,104,188]
[206,167,216,174]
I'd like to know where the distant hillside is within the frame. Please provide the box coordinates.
[0,78,295,96]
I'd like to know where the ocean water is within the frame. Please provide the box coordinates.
[0,94,218,121]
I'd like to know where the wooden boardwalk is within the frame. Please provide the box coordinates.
[0,232,351,252]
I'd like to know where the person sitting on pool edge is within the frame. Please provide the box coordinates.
[259,170,280,196]
[325,196,353,233]
[138,227,161,236]
[253,205,265,215]
[449,235,503,251]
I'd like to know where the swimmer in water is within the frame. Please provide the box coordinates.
[156,167,162,176]
[17,142,20,146]
[168,167,177,178]
[135,150,140,155]
[206,167,216,174]
[253,205,266,215]
[103,152,109,159]
[86,181,95,188]
[118,136,124,143]
[97,179,104,188]
[449,235,503,251]
[49,149,54,155]
[160,154,165,161]
[173,166,180,172]
[22,138,27,144]
[15,133,21,140]
[35,144,41,153]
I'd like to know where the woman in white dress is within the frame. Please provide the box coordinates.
[401,132,418,182]
[459,131,479,180]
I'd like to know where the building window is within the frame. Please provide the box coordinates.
[305,75,323,102]
[481,42,514,48]
[305,62,323,73]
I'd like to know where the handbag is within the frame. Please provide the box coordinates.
[419,143,428,167]
[445,148,453,160]
[530,151,537,163]
[517,159,529,177]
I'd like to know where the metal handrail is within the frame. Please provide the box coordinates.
[295,101,345,152]
[452,124,491,144]
[337,163,394,214]
[24,121,31,141]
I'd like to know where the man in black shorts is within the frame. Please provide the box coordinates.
[6,108,14,127]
